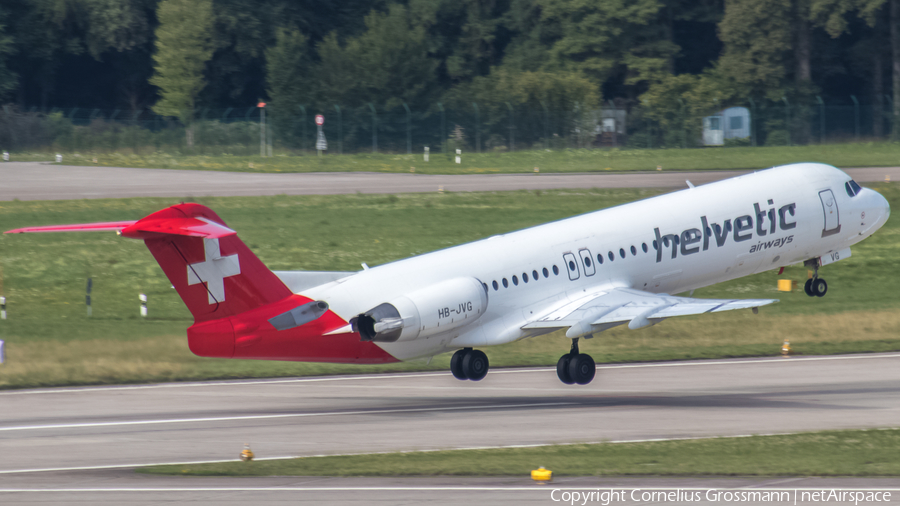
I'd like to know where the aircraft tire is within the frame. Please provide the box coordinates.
[450,349,469,380]
[814,278,828,297]
[462,349,489,381]
[804,279,814,297]
[568,354,596,385]
[557,354,575,384]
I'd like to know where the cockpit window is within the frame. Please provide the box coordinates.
[845,180,862,197]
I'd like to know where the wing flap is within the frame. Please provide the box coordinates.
[523,287,776,333]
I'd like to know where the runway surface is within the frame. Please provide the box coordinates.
[1,161,898,201]
[3,353,900,503]
[3,474,900,505]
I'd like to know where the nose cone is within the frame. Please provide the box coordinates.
[877,190,890,222]
[866,189,890,233]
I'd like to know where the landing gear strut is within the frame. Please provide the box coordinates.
[556,338,596,385]
[450,348,489,381]
[803,260,828,298]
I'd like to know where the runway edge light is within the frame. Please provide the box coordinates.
[782,339,792,356]
[531,466,552,482]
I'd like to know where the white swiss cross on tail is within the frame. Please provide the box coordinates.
[188,238,241,304]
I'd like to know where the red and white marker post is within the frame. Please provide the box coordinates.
[315,115,327,156]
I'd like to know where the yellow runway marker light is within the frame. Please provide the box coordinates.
[531,466,552,482]
[240,443,254,462]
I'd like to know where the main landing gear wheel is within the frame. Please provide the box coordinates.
[450,348,489,381]
[556,338,596,385]
[450,348,469,380]
[568,354,596,385]
[556,354,575,385]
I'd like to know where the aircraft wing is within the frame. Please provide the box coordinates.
[522,287,776,337]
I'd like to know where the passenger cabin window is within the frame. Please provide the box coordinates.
[523,273,529,283]
[543,267,549,278]
[492,280,499,291]
[578,249,595,276]
[630,245,637,256]
[553,265,560,275]
[596,253,604,265]
[642,243,648,253]
[502,278,509,288]
[533,269,539,280]
[562,253,579,280]
[608,251,614,261]
[619,248,626,259]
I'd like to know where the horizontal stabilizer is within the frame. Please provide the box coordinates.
[5,203,292,323]
[5,215,235,240]
[5,221,137,234]
[121,217,236,239]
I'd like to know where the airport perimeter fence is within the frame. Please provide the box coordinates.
[0,97,895,156]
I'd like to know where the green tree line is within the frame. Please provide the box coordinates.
[1,0,899,146]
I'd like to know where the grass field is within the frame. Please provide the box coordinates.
[16,141,900,174]
[0,184,898,389]
[143,428,900,477]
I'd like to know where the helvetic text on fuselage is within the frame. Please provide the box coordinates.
[654,200,797,262]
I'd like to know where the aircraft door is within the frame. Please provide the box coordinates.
[819,189,841,237]
[562,252,580,281]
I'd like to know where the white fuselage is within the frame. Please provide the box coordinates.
[305,163,890,360]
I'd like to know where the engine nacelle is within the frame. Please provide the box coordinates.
[354,277,488,343]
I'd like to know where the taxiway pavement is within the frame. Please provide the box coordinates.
[2,162,899,201]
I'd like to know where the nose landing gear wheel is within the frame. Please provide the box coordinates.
[450,348,469,380]
[813,278,827,297]
[805,277,828,297]
[568,354,596,385]
[461,349,489,381]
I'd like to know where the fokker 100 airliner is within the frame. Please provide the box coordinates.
[5,163,890,385]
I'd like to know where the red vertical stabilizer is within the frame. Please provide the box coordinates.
[121,203,293,323]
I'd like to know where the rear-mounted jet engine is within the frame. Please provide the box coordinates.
[353,277,488,342]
